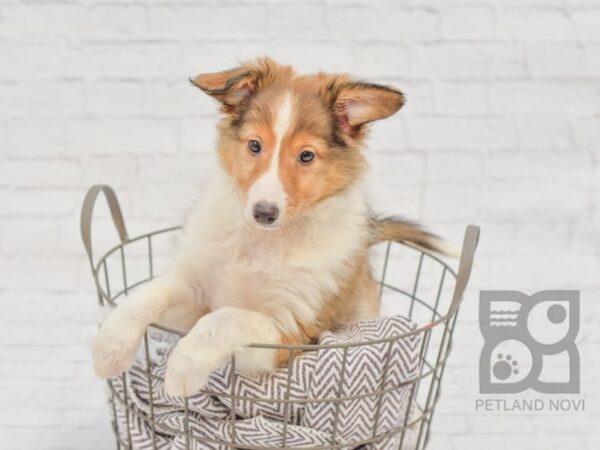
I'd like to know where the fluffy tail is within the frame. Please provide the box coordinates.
[369,216,460,257]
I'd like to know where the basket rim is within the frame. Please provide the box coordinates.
[91,225,459,350]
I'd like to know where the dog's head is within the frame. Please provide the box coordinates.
[191,57,405,230]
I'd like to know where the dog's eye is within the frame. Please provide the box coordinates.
[299,150,315,164]
[248,139,262,154]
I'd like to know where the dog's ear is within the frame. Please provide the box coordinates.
[190,58,276,113]
[332,82,405,135]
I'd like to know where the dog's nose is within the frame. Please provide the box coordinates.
[253,201,279,225]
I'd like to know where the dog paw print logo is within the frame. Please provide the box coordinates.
[479,290,579,394]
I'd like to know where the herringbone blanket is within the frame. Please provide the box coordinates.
[112,316,421,449]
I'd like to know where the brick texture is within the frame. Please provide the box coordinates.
[0,1,599,449]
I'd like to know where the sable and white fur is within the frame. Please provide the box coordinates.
[93,58,450,397]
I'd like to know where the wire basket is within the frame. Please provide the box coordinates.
[81,185,479,450]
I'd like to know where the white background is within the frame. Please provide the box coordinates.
[0,1,599,449]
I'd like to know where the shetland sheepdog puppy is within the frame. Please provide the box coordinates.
[93,58,452,396]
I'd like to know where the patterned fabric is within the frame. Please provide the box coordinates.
[112,315,421,450]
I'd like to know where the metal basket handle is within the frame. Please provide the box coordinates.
[447,224,480,317]
[80,184,129,273]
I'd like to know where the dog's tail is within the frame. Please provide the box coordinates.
[369,216,460,257]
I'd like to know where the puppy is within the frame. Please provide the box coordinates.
[93,57,451,396]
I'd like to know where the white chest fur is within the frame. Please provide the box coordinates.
[173,175,369,333]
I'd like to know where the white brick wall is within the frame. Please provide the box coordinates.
[0,1,598,449]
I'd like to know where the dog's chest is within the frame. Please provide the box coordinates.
[202,238,287,310]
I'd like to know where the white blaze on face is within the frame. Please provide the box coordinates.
[246,92,293,226]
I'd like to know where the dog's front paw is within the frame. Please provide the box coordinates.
[163,341,222,397]
[93,322,142,379]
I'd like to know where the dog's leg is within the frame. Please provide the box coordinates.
[164,307,281,397]
[93,271,200,378]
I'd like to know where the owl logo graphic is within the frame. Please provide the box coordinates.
[479,290,579,394]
